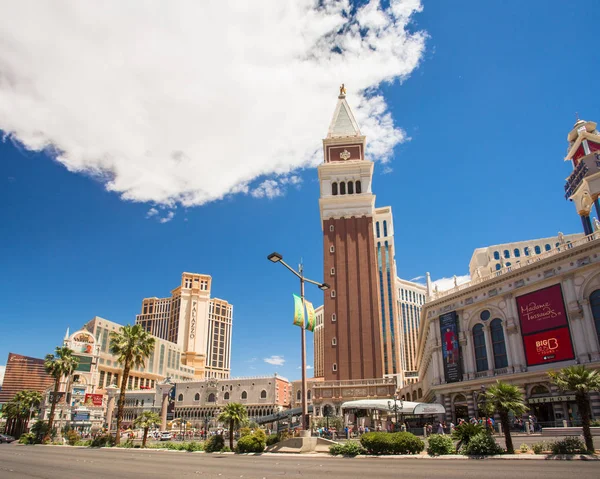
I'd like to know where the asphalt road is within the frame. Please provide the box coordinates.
[1,444,599,479]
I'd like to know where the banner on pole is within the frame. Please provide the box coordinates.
[305,300,316,332]
[293,294,305,328]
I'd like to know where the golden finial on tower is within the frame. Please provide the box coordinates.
[339,83,346,97]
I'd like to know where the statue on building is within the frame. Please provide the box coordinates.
[339,83,346,96]
[558,231,565,244]
[594,217,600,232]
[453,275,458,288]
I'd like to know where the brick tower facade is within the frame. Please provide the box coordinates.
[318,88,384,381]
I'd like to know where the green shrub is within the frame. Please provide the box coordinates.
[329,441,365,457]
[221,446,231,452]
[390,432,425,455]
[65,430,81,446]
[253,429,267,443]
[118,439,135,448]
[550,437,587,455]
[184,441,203,452]
[239,427,252,437]
[519,443,529,453]
[90,435,115,448]
[590,420,600,427]
[360,432,393,455]
[204,434,225,453]
[451,422,484,446]
[235,432,266,453]
[266,433,279,446]
[19,433,37,445]
[74,440,92,447]
[463,432,504,456]
[531,442,548,454]
[360,432,424,455]
[427,434,455,456]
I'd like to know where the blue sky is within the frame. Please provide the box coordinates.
[0,1,598,381]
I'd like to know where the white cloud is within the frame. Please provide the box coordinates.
[0,365,5,386]
[0,1,426,207]
[158,211,175,223]
[146,208,159,218]
[264,355,285,366]
[432,274,471,292]
[298,365,313,369]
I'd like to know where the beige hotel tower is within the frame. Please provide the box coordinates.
[136,272,232,379]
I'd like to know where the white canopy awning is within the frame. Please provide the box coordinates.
[340,399,445,416]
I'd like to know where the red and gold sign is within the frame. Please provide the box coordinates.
[84,393,104,406]
[516,284,568,335]
[522,327,575,366]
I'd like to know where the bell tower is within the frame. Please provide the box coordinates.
[318,86,383,381]
[564,118,600,235]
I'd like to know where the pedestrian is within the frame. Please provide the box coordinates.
[437,421,444,435]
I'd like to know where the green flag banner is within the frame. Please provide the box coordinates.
[293,294,305,328]
[305,300,316,332]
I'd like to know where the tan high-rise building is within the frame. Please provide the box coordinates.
[318,90,384,381]
[136,272,232,379]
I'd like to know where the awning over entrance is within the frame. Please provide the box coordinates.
[340,399,445,416]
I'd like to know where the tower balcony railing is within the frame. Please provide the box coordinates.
[430,231,600,301]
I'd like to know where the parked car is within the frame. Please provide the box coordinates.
[0,434,16,443]
[160,432,172,441]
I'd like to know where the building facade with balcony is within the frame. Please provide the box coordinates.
[400,233,600,427]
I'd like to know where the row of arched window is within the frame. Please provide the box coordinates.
[179,390,268,402]
[332,180,361,196]
[492,243,569,261]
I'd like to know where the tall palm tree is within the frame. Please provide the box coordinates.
[484,380,528,454]
[218,402,248,451]
[44,346,79,440]
[133,411,161,447]
[109,324,155,445]
[548,365,600,452]
[3,390,41,438]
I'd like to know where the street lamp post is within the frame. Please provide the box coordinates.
[204,412,213,439]
[267,252,329,436]
[388,394,403,432]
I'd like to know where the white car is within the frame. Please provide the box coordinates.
[160,432,172,441]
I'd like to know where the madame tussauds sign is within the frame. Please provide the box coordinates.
[516,284,567,335]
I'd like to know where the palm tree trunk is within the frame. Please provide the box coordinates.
[143,427,148,448]
[230,419,234,450]
[114,361,131,446]
[500,412,513,454]
[576,392,594,453]
[46,377,61,441]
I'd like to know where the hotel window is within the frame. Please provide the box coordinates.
[330,245,335,253]
[514,248,520,257]
[503,250,510,259]
[535,245,541,254]
[208,393,216,402]
[473,324,488,372]
[490,319,508,369]
[195,393,200,401]
[332,363,337,372]
[178,394,183,401]
[340,181,346,195]
[355,180,362,193]
[99,371,106,388]
[224,392,230,400]
[106,372,112,387]
[589,289,600,346]
[383,220,388,237]
[495,263,501,271]
[545,244,551,251]
[376,222,380,238]
[493,251,500,260]
[331,182,338,195]
[260,390,267,399]
[330,290,336,298]
[332,313,336,322]
[330,225,334,232]
[332,337,337,346]
[524,247,530,256]
[241,391,247,400]
[331,267,335,275]
[347,181,354,194]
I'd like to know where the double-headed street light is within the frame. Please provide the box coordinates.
[267,252,329,435]
[388,394,404,431]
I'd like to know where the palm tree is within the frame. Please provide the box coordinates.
[109,324,155,445]
[133,411,161,447]
[218,402,248,451]
[548,365,600,453]
[484,381,528,454]
[3,390,42,438]
[44,346,79,440]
